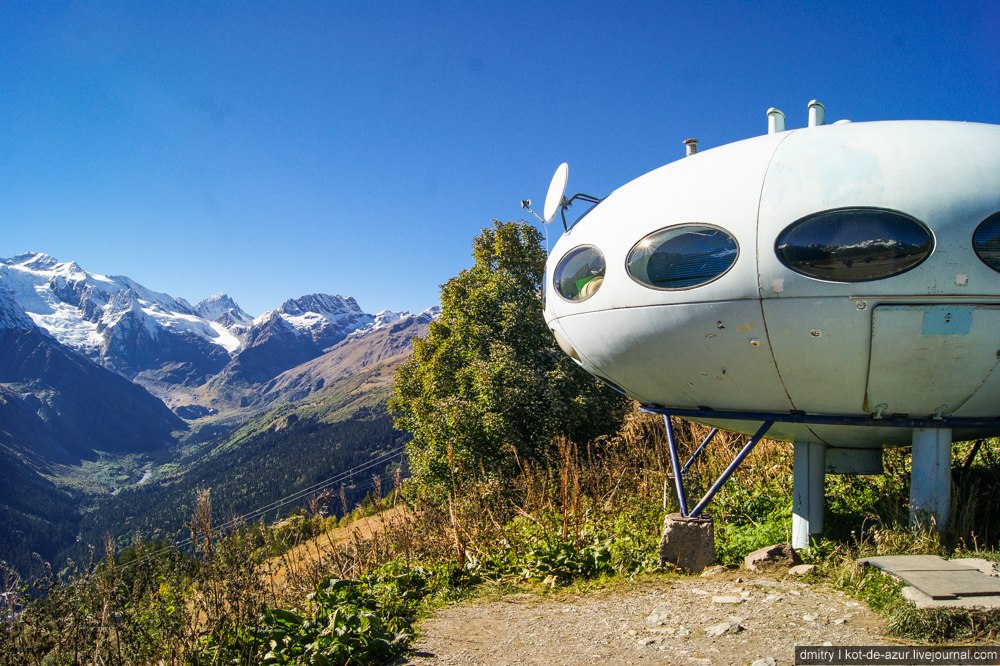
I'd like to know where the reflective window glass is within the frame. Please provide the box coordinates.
[554,245,606,301]
[627,225,738,290]
[775,208,932,282]
[973,213,1000,273]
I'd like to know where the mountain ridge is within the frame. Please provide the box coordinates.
[0,251,435,413]
[0,250,437,577]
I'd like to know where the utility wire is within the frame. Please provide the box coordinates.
[123,446,407,569]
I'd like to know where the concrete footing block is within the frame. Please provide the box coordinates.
[659,513,715,572]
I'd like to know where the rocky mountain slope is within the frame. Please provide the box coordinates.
[0,252,432,415]
[76,311,434,557]
[0,250,437,576]
[214,294,374,387]
[0,285,184,465]
[0,282,187,575]
[257,307,437,406]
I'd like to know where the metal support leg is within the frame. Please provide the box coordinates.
[663,416,689,516]
[910,427,952,532]
[792,441,826,550]
[682,428,717,475]
[689,420,773,518]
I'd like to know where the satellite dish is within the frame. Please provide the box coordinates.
[543,162,569,223]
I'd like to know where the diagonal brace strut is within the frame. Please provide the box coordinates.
[663,416,774,518]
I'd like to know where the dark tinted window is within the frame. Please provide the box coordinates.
[554,245,605,301]
[973,212,1000,273]
[775,208,933,282]
[627,225,738,289]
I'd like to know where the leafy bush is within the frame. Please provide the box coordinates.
[714,502,791,565]
[195,566,442,665]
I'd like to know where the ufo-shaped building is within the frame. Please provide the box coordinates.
[541,102,1000,547]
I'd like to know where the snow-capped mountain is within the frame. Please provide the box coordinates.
[216,294,375,386]
[257,306,438,406]
[0,252,428,404]
[195,293,253,328]
[273,293,373,346]
[0,283,38,331]
[346,306,440,339]
[0,271,184,465]
[0,253,237,385]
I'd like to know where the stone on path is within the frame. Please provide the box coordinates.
[744,544,800,572]
[712,595,744,604]
[705,621,744,637]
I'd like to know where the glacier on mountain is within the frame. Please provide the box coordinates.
[0,252,434,393]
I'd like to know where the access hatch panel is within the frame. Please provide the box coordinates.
[865,304,1000,417]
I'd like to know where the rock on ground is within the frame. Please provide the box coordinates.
[403,571,890,665]
[744,544,800,572]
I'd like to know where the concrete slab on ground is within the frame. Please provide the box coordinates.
[859,555,970,572]
[859,555,1000,609]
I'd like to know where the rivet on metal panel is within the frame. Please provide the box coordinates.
[750,338,760,347]
[810,329,822,337]
[856,301,867,311]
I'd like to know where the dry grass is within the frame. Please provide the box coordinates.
[264,505,411,592]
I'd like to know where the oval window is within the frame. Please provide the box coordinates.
[627,224,738,290]
[775,208,933,282]
[973,212,1000,273]
[554,245,606,301]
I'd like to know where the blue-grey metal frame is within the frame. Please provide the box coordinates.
[644,405,1000,519]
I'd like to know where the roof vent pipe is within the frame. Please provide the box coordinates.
[767,108,785,134]
[683,138,698,156]
[808,100,825,127]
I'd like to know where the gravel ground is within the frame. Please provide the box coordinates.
[403,570,894,666]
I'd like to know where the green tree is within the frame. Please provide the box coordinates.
[390,220,629,497]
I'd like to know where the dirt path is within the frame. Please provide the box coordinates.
[404,570,893,666]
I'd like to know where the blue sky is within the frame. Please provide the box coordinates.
[1,1,996,316]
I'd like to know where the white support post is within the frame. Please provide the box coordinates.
[910,428,952,532]
[792,441,826,550]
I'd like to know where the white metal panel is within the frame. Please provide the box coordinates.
[554,300,789,413]
[542,119,1000,449]
[757,121,1000,302]
[544,132,787,324]
[761,297,873,414]
[826,448,883,474]
[865,304,1000,417]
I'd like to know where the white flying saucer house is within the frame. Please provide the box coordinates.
[541,102,1000,549]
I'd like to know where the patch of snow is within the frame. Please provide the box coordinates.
[27,306,102,351]
[207,320,243,353]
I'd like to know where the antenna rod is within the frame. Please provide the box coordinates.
[520,199,546,224]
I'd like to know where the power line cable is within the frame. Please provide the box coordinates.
[123,446,407,568]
